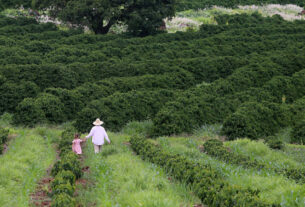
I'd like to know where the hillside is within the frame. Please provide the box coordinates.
[0,13,304,141]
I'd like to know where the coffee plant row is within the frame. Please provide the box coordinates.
[50,127,83,207]
[130,135,279,207]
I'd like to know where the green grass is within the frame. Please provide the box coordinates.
[0,127,58,207]
[224,139,304,169]
[155,137,305,206]
[284,144,305,164]
[76,132,202,207]
[121,120,154,137]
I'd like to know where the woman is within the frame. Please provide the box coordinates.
[86,118,110,154]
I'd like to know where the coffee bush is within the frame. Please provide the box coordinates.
[14,98,46,126]
[51,193,75,207]
[291,119,305,145]
[35,93,66,123]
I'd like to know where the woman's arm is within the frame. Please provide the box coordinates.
[86,127,94,139]
[103,129,110,144]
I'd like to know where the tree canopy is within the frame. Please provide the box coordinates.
[2,0,176,35]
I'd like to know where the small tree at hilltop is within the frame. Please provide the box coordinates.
[8,0,176,35]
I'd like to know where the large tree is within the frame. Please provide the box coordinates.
[6,0,176,35]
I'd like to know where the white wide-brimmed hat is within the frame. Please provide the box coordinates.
[93,118,104,126]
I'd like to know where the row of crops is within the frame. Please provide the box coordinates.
[131,135,278,206]
[0,13,304,144]
[147,134,305,206]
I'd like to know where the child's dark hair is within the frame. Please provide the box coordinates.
[74,133,80,139]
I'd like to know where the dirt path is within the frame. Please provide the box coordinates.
[30,165,53,207]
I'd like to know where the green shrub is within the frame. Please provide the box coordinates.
[152,94,215,136]
[262,76,294,103]
[221,111,256,140]
[291,119,305,145]
[221,102,284,140]
[44,88,84,120]
[51,193,75,207]
[0,74,6,85]
[14,98,46,126]
[290,97,305,125]
[58,170,76,185]
[202,139,223,149]
[51,152,82,179]
[52,171,76,189]
[265,136,284,150]
[51,176,69,191]
[58,126,77,153]
[291,69,305,99]
[52,183,75,197]
[35,93,66,123]
[0,81,39,114]
[74,108,99,133]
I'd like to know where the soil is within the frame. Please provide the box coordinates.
[82,166,90,173]
[30,146,56,207]
[30,176,53,207]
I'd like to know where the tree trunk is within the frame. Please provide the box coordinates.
[92,17,116,34]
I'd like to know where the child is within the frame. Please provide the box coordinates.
[72,133,85,155]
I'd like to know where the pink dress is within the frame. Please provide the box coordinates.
[72,139,83,154]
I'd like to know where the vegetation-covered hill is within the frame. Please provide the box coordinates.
[0,13,304,143]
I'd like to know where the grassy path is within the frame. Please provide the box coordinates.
[154,137,305,207]
[76,132,202,207]
[0,128,58,207]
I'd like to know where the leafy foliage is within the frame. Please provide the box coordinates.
[51,193,76,207]
[6,0,176,35]
[221,102,288,140]
[265,136,284,150]
[291,119,305,145]
[14,98,45,127]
